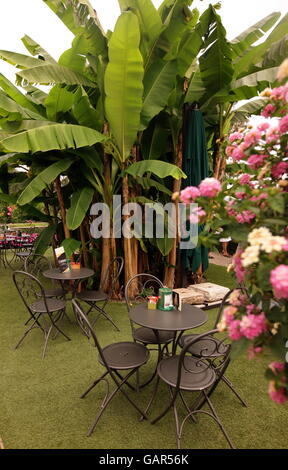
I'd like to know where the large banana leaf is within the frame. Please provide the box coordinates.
[0,74,46,117]
[58,34,97,79]
[0,91,30,120]
[25,86,48,105]
[21,204,52,223]
[44,0,107,59]
[16,64,96,88]
[0,124,106,153]
[199,6,233,99]
[156,235,174,257]
[231,67,279,90]
[45,85,75,121]
[0,193,17,204]
[160,1,199,61]
[3,120,56,133]
[141,118,170,160]
[61,238,81,259]
[118,0,163,59]
[262,35,288,68]
[72,87,102,130]
[135,176,172,195]
[234,13,288,78]
[126,160,186,179]
[75,148,104,173]
[185,70,206,104]
[140,59,177,130]
[104,11,144,161]
[17,158,73,206]
[0,153,20,166]
[177,26,203,76]
[21,35,57,63]
[231,98,267,125]
[33,223,58,256]
[0,50,45,69]
[66,187,94,230]
[231,12,281,57]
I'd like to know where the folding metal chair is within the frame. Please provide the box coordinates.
[72,299,150,437]
[149,330,236,449]
[76,256,124,331]
[13,271,70,359]
[178,288,247,407]
[24,254,66,299]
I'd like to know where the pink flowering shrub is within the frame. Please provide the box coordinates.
[270,265,288,300]
[179,79,288,405]
[198,178,222,197]
[266,362,288,405]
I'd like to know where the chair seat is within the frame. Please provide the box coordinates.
[30,298,66,313]
[157,355,216,391]
[133,327,174,345]
[16,251,31,257]
[44,287,66,298]
[179,334,229,357]
[98,341,149,370]
[76,289,107,302]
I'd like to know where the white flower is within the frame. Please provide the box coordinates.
[241,245,260,267]
[227,263,234,273]
[248,227,272,247]
[217,319,227,332]
[261,236,286,254]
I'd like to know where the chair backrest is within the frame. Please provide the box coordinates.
[213,286,249,328]
[176,329,231,393]
[24,254,52,287]
[100,256,124,297]
[72,299,112,373]
[125,273,164,311]
[12,270,51,318]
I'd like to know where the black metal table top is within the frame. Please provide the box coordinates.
[129,303,207,332]
[43,267,94,281]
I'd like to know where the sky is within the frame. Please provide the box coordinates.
[0,0,287,83]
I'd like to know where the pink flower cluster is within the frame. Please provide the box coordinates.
[239,312,267,339]
[261,104,276,118]
[199,178,222,197]
[268,362,287,405]
[268,382,288,405]
[180,178,222,204]
[189,207,206,224]
[232,250,246,283]
[279,115,288,134]
[223,307,267,341]
[7,206,14,217]
[270,85,288,103]
[271,161,288,179]
[239,173,251,185]
[235,210,256,224]
[247,154,268,170]
[270,265,288,300]
[180,186,200,204]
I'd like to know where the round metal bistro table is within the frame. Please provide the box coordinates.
[129,303,208,415]
[129,302,208,354]
[43,268,94,298]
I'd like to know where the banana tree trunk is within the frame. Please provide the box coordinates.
[164,132,183,288]
[55,176,70,239]
[122,174,138,297]
[80,220,89,267]
[101,150,112,292]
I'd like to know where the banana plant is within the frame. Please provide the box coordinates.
[184,7,288,180]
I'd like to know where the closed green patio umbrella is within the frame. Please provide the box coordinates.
[180,106,209,278]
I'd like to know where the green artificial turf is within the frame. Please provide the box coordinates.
[0,261,287,449]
